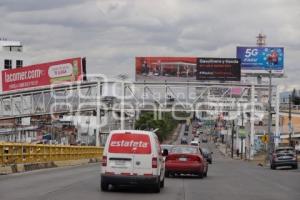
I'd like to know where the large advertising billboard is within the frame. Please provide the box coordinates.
[236,47,284,75]
[135,57,197,82]
[2,58,84,92]
[196,58,241,81]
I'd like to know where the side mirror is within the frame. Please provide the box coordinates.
[162,149,169,156]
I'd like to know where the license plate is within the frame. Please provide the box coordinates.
[179,157,187,161]
[115,160,126,165]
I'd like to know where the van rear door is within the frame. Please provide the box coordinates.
[132,135,154,175]
[107,133,152,175]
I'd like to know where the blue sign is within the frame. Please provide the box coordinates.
[236,47,284,71]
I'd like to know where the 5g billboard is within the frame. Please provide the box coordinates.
[236,47,284,76]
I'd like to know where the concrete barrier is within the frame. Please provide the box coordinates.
[0,166,13,175]
[0,159,101,175]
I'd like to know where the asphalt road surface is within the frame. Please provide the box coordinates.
[0,143,299,200]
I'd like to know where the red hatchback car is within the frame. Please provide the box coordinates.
[165,145,208,178]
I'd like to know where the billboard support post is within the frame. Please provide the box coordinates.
[231,120,235,159]
[96,80,101,147]
[250,84,255,160]
[267,69,273,162]
[120,82,125,130]
[275,87,280,148]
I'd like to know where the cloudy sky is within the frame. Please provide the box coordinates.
[1,0,299,91]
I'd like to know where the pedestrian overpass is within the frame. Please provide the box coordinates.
[0,80,280,159]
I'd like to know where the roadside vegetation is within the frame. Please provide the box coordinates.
[135,112,179,142]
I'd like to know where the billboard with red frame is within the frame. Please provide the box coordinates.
[135,57,197,82]
[2,57,85,92]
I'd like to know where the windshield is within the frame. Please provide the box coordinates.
[161,145,173,151]
[202,148,209,154]
[170,146,198,154]
[275,148,294,154]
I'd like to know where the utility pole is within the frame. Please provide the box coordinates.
[289,95,292,146]
[95,79,101,146]
[231,120,235,158]
[267,69,273,161]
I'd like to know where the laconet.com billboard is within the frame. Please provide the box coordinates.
[1,58,83,92]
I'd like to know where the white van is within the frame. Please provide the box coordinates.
[101,130,166,192]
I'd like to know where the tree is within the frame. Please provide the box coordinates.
[135,112,178,142]
[291,88,300,105]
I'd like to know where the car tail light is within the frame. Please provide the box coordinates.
[190,156,201,162]
[293,154,297,160]
[165,155,176,161]
[272,153,277,161]
[152,157,158,168]
[102,156,107,167]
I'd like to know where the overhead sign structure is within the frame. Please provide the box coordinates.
[1,58,85,92]
[236,47,284,76]
[196,58,241,81]
[239,128,247,139]
[135,57,197,82]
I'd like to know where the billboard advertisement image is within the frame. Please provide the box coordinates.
[236,47,284,75]
[135,57,197,82]
[196,58,241,81]
[2,57,83,92]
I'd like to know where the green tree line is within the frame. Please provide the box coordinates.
[291,89,300,105]
[135,112,179,142]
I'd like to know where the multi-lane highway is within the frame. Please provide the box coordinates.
[0,142,299,200]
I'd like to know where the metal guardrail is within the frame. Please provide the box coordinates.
[280,104,300,111]
[0,142,103,166]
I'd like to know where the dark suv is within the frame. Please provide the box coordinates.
[181,137,188,144]
[270,147,298,170]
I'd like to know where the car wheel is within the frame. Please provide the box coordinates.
[160,178,165,188]
[165,171,170,178]
[293,164,298,169]
[204,168,208,177]
[270,164,276,170]
[154,178,161,193]
[198,171,204,179]
[101,180,109,191]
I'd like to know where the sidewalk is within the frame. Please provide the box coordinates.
[163,124,182,144]
[216,143,248,160]
[217,143,300,166]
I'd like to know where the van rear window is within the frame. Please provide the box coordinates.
[108,133,151,154]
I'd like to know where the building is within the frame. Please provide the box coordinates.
[0,39,27,71]
[280,90,300,105]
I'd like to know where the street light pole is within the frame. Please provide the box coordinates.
[231,120,235,158]
[289,94,292,146]
[267,69,273,161]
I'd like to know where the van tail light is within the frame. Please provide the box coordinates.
[152,157,158,168]
[102,156,107,167]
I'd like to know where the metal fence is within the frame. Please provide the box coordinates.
[280,104,300,111]
[0,142,103,165]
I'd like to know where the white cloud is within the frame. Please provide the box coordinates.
[0,0,299,89]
